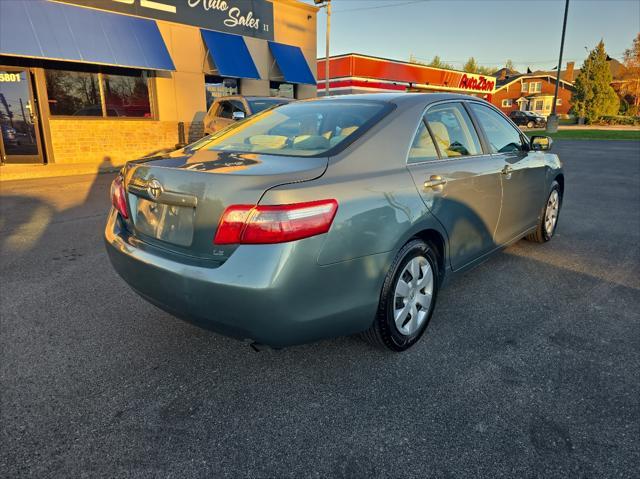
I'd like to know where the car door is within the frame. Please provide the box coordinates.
[406,102,504,271]
[467,102,546,244]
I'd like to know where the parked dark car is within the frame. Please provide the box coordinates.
[106,93,563,351]
[509,110,546,128]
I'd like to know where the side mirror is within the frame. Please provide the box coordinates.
[530,135,553,151]
[232,111,245,121]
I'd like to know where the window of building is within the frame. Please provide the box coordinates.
[469,103,524,154]
[205,76,238,111]
[407,121,438,163]
[556,98,563,106]
[521,82,529,92]
[424,103,482,158]
[102,72,151,117]
[501,99,513,107]
[534,99,544,110]
[530,82,542,93]
[269,81,296,99]
[45,70,101,116]
[45,68,152,118]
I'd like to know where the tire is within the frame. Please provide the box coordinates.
[527,121,534,128]
[526,181,562,243]
[361,239,439,351]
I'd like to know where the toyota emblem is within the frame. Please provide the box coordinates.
[148,179,163,199]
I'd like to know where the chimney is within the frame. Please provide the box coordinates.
[563,61,575,82]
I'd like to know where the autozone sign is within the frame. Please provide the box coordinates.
[458,73,495,93]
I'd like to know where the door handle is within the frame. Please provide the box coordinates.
[424,175,447,190]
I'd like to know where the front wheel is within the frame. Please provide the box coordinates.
[527,181,562,243]
[527,121,534,128]
[361,239,439,351]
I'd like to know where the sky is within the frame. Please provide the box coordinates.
[308,0,640,72]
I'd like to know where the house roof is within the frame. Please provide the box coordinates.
[494,73,575,92]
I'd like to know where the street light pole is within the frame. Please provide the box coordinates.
[325,0,331,95]
[547,0,569,133]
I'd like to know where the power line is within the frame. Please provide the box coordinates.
[333,0,428,13]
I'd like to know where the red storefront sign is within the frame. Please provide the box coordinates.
[318,54,496,95]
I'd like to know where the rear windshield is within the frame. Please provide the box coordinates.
[199,100,391,157]
[248,98,290,113]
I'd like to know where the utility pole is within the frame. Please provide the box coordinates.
[315,0,331,96]
[547,0,569,133]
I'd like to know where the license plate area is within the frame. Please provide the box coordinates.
[132,197,195,247]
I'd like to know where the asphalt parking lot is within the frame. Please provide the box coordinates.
[1,140,639,478]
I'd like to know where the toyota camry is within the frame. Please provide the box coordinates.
[105,93,563,351]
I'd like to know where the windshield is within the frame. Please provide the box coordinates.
[197,100,391,157]
[248,98,291,114]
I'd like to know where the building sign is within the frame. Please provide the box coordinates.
[56,0,274,40]
[458,73,495,92]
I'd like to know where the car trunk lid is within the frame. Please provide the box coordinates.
[123,149,328,261]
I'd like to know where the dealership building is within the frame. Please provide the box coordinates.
[0,0,317,168]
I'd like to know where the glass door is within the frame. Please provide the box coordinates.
[0,68,43,164]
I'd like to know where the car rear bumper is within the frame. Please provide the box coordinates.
[104,210,388,347]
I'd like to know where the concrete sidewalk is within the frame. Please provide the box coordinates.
[0,162,121,182]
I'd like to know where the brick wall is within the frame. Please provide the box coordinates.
[48,119,204,166]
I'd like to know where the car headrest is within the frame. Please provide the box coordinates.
[248,135,288,149]
[292,135,330,150]
[340,126,358,137]
[429,121,450,147]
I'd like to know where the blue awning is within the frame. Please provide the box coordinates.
[0,0,175,71]
[268,42,316,85]
[200,30,260,80]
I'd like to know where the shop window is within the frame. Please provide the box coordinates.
[45,70,101,116]
[45,68,152,118]
[205,76,238,110]
[270,81,295,99]
[102,72,151,118]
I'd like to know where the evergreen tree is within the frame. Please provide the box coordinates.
[572,40,619,122]
[427,55,455,70]
[463,57,479,73]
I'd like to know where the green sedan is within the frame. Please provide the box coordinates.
[105,93,563,351]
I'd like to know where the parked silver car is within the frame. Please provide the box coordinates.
[105,93,563,351]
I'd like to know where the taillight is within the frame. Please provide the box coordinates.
[214,199,338,245]
[110,175,128,219]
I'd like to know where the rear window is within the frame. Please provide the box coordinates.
[248,98,290,113]
[199,100,392,157]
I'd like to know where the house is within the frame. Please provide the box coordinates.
[491,63,576,118]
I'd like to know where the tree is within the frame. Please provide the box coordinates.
[463,57,478,73]
[425,55,455,70]
[622,32,640,108]
[505,59,515,71]
[572,40,619,122]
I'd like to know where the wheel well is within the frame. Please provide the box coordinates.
[555,174,564,195]
[414,229,446,278]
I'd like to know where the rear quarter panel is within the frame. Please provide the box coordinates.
[261,99,448,267]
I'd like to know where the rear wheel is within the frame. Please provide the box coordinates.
[362,239,439,351]
[527,120,534,128]
[526,181,562,243]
